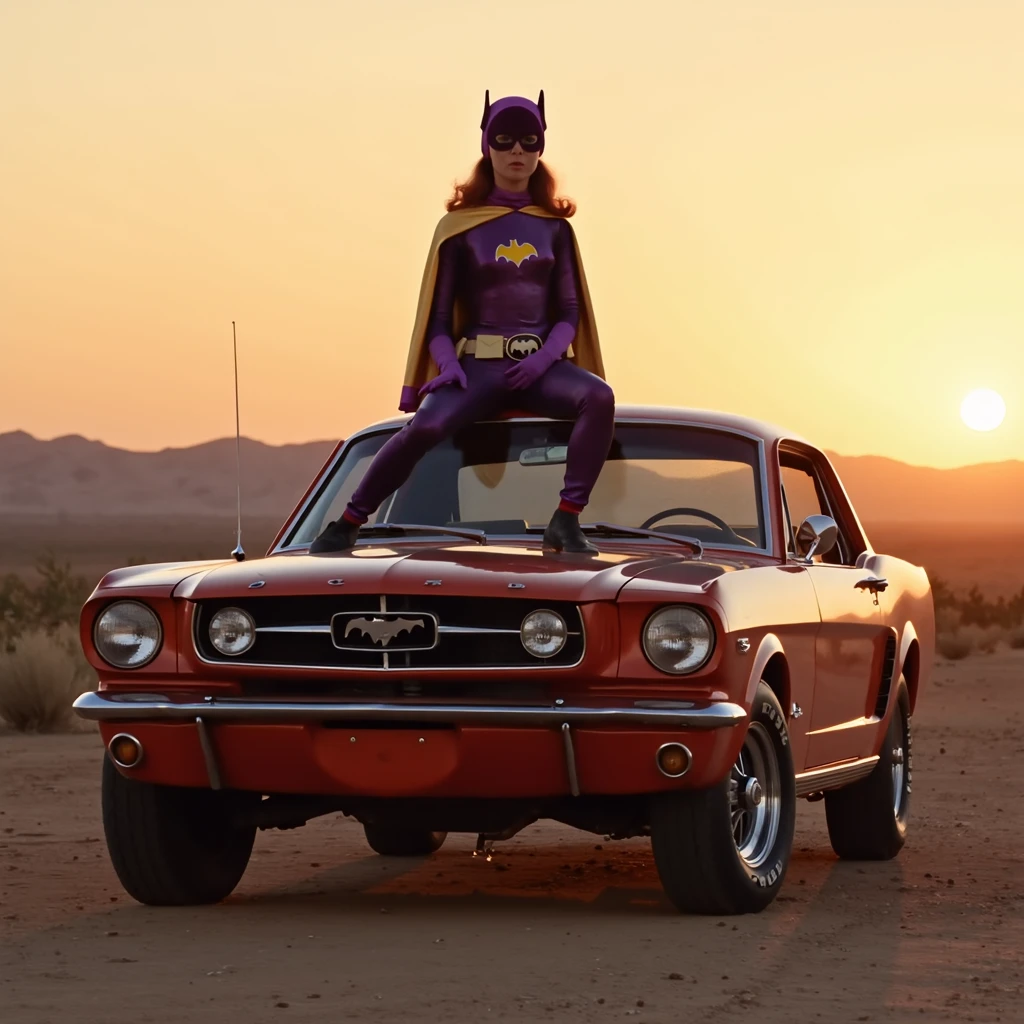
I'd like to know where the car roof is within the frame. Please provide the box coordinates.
[357,403,811,449]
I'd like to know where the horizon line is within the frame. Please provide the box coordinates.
[1,427,1020,473]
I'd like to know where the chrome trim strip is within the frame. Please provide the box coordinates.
[794,755,879,798]
[439,625,522,635]
[805,714,879,737]
[273,417,774,557]
[73,692,747,729]
[561,723,581,796]
[256,625,333,634]
[195,716,223,790]
[257,624,581,638]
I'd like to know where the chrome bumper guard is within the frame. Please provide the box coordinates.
[73,691,746,728]
[77,692,746,798]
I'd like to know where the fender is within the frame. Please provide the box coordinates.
[893,620,920,712]
[744,633,786,707]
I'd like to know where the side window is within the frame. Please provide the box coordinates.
[779,458,849,565]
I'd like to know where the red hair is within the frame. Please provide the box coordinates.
[446,159,576,218]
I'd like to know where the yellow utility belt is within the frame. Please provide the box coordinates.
[457,334,574,362]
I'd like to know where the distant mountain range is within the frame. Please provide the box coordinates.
[0,430,1020,523]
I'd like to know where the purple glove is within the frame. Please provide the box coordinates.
[504,322,574,390]
[419,335,467,397]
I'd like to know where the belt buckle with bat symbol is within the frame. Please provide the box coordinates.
[505,333,543,361]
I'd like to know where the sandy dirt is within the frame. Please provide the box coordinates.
[2,653,1022,1024]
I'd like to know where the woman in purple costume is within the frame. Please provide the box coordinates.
[310,91,615,555]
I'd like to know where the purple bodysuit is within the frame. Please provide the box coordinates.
[344,189,615,524]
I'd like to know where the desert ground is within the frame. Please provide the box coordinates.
[1,651,1022,1024]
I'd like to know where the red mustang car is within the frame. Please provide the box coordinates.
[74,406,934,915]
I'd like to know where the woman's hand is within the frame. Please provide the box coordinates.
[506,321,575,390]
[505,348,556,390]
[419,360,468,396]
[420,334,468,397]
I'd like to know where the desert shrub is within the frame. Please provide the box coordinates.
[931,576,1024,630]
[0,625,97,732]
[937,632,973,661]
[1,553,92,648]
[934,606,962,635]
[957,623,1011,654]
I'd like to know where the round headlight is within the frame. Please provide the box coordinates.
[521,609,567,659]
[94,601,162,669]
[642,606,714,674]
[209,607,256,656]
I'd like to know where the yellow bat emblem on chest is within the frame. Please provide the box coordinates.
[495,239,538,267]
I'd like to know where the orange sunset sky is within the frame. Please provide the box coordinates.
[1,0,1022,469]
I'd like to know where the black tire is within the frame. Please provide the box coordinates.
[825,677,911,860]
[363,824,447,857]
[650,682,796,915]
[101,756,259,906]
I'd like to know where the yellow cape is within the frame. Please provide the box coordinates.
[400,206,605,409]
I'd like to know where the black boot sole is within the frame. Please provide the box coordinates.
[541,530,599,555]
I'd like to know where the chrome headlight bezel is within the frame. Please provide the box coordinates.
[642,605,715,675]
[520,608,568,659]
[93,600,163,669]
[208,607,256,657]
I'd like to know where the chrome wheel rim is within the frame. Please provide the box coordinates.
[729,722,782,870]
[892,715,908,819]
[892,748,905,817]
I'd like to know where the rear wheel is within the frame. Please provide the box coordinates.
[101,756,259,906]
[825,677,911,859]
[363,824,447,857]
[650,682,796,914]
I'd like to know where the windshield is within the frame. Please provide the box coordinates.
[285,421,767,550]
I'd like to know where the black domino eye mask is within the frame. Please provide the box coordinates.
[485,107,544,154]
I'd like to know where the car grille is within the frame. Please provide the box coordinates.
[193,595,585,670]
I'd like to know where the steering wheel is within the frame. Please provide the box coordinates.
[639,506,758,548]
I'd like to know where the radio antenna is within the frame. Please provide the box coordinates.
[231,320,245,562]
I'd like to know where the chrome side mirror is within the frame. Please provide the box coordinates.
[794,514,838,563]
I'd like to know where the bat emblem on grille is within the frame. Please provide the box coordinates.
[343,616,428,647]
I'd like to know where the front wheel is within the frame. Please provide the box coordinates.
[650,682,796,915]
[824,677,911,859]
[101,756,259,906]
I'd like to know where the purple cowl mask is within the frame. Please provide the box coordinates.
[480,90,546,157]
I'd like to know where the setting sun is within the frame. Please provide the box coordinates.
[960,389,1006,432]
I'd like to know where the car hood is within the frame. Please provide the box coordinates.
[96,559,236,592]
[180,541,750,604]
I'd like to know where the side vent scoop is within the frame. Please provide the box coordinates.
[874,632,898,718]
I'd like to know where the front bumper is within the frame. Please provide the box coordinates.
[75,691,747,798]
[73,691,745,728]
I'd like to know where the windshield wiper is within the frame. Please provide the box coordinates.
[525,521,703,556]
[357,523,488,545]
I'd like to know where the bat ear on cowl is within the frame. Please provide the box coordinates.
[480,89,491,130]
[537,89,546,128]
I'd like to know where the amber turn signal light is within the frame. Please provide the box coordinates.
[109,733,144,769]
[656,742,692,779]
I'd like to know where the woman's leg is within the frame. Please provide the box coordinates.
[520,362,616,511]
[309,359,506,552]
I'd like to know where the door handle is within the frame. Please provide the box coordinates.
[855,576,889,592]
